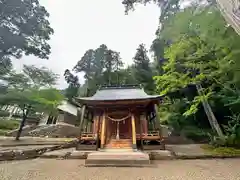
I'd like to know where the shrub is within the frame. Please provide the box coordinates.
[182,126,211,142]
[0,129,8,136]
[202,144,240,155]
[0,110,10,117]
[209,113,240,148]
[0,118,20,130]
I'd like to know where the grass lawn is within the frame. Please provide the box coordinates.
[201,144,240,156]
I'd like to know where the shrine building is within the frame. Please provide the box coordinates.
[75,84,164,151]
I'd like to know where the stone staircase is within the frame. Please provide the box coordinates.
[105,139,132,149]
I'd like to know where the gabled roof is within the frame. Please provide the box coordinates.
[75,85,162,104]
[57,100,78,116]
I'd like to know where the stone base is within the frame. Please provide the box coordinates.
[76,144,96,151]
[148,150,174,160]
[85,150,150,167]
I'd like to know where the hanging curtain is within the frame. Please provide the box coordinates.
[216,0,240,35]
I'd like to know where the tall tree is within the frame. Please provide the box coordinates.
[0,65,63,140]
[154,5,240,137]
[104,49,123,85]
[64,69,80,101]
[23,65,59,88]
[73,45,123,94]
[133,44,155,93]
[0,0,54,63]
[0,88,64,140]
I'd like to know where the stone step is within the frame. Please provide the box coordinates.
[106,143,131,146]
[85,151,150,167]
[106,139,132,149]
[106,145,131,149]
[108,139,131,142]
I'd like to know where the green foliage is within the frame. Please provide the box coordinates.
[0,0,53,69]
[0,129,7,136]
[133,44,155,94]
[64,69,80,101]
[0,110,10,117]
[1,65,59,91]
[182,126,211,142]
[0,64,64,124]
[209,113,240,148]
[0,64,64,140]
[0,119,20,130]
[202,144,240,155]
[73,44,124,95]
[0,88,64,115]
[23,65,59,88]
[153,4,240,127]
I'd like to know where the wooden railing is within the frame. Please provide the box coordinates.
[136,131,161,140]
[79,131,162,141]
[79,132,95,140]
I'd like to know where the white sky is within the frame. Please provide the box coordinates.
[12,0,160,89]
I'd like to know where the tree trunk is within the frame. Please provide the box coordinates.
[196,84,224,138]
[15,106,30,141]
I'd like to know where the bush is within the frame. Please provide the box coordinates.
[209,113,240,148]
[182,126,211,142]
[0,118,20,130]
[209,135,240,148]
[202,144,240,155]
[0,129,8,136]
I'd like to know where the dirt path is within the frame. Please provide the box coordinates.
[0,159,240,180]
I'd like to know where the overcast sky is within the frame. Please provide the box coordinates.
[12,0,160,89]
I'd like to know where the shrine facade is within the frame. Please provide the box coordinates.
[75,85,163,150]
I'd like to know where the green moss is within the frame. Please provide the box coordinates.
[201,144,240,156]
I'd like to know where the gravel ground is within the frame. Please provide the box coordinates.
[0,159,240,180]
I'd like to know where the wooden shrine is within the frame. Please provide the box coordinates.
[75,85,164,151]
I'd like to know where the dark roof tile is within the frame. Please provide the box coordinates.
[76,86,161,102]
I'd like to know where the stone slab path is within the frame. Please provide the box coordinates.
[0,136,75,147]
[166,144,211,157]
[0,145,55,152]
[1,159,240,180]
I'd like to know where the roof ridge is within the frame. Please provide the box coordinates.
[99,84,142,90]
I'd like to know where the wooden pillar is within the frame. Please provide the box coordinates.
[143,117,148,134]
[93,115,98,135]
[78,106,86,141]
[84,121,88,132]
[131,113,137,149]
[100,112,106,149]
[96,115,101,150]
[140,114,143,150]
[92,120,95,133]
